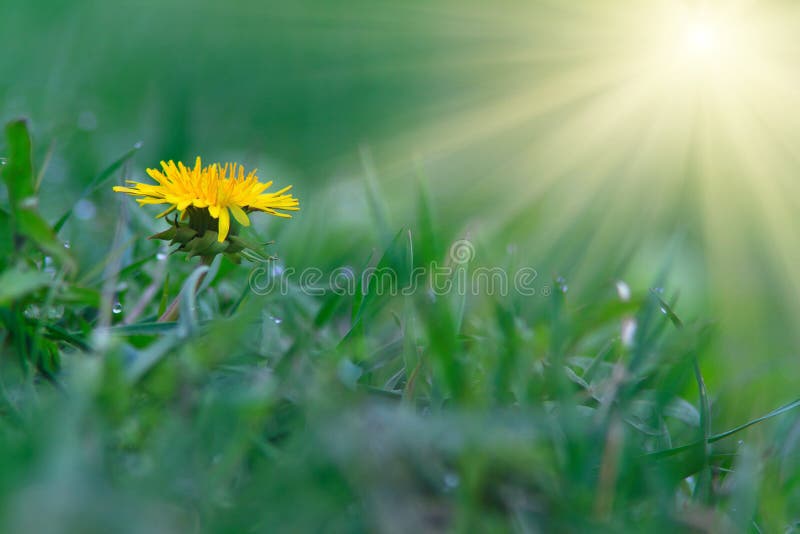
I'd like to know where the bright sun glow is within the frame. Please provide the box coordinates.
[683,20,719,57]
[395,2,800,309]
[379,0,800,332]
[650,8,753,79]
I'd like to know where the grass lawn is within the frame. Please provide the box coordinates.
[3,1,800,532]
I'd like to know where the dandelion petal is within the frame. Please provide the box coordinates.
[229,204,251,226]
[218,207,230,242]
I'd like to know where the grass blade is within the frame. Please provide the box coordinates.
[648,397,800,459]
[53,142,142,233]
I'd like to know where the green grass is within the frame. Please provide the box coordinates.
[2,118,800,533]
[3,1,800,530]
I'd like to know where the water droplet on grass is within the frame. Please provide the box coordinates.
[269,315,282,325]
[20,196,38,209]
[44,256,56,275]
[0,157,6,165]
[112,301,123,314]
[63,240,70,249]
[556,276,568,293]
[156,251,168,261]
[621,318,637,347]
[615,280,631,301]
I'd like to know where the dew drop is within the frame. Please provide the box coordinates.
[0,157,6,165]
[269,315,282,325]
[63,240,70,249]
[659,306,668,315]
[47,305,65,320]
[156,251,168,261]
[133,141,143,149]
[74,198,97,221]
[621,318,637,347]
[556,276,568,294]
[20,196,38,209]
[43,256,56,275]
[112,301,123,314]
[443,473,460,490]
[615,280,631,302]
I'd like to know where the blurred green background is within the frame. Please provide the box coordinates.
[3,0,800,530]
[5,0,796,402]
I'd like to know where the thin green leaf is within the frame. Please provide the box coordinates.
[1,120,75,272]
[158,271,170,317]
[178,265,211,335]
[414,163,440,266]
[43,324,91,351]
[0,208,13,262]
[126,332,182,382]
[53,142,142,233]
[109,321,180,336]
[648,397,800,459]
[0,267,52,304]
[1,119,35,209]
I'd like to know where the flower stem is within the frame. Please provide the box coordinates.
[157,256,213,322]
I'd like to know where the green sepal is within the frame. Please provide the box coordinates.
[184,231,219,259]
[148,211,274,263]
[173,225,199,244]
[149,226,178,241]
[203,240,230,257]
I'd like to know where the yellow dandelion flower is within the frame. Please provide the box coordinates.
[113,157,299,242]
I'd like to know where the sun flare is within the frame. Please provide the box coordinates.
[683,20,719,57]
[382,1,800,330]
[638,4,768,89]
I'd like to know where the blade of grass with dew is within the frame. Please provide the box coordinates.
[53,142,142,233]
[2,119,75,272]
